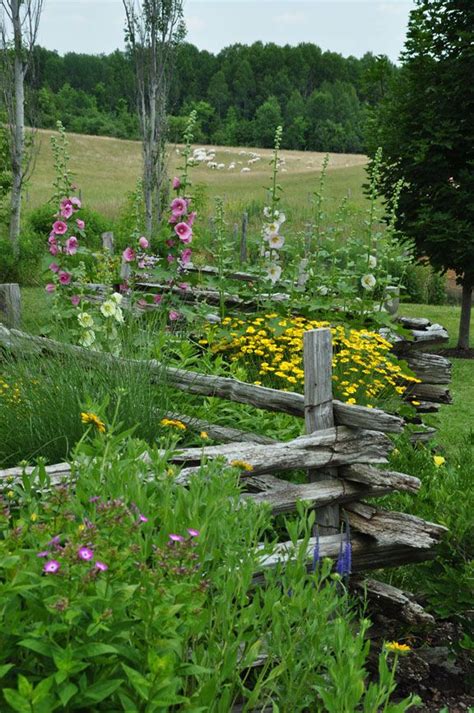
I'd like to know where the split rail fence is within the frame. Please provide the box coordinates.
[0,323,448,623]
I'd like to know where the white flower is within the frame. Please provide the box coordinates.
[263,206,272,219]
[264,221,280,236]
[317,285,329,296]
[100,300,117,318]
[114,307,124,324]
[78,312,94,329]
[111,292,123,304]
[268,233,285,249]
[79,329,96,347]
[266,264,282,284]
[361,274,376,290]
[368,255,377,269]
[277,212,286,226]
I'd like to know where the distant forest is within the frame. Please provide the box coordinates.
[27,42,397,153]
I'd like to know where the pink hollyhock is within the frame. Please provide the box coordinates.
[181,248,192,265]
[175,222,192,243]
[58,271,71,285]
[52,220,68,235]
[65,236,78,255]
[70,197,81,209]
[187,211,197,227]
[71,295,81,306]
[178,282,189,291]
[61,203,73,219]
[168,214,178,225]
[49,262,59,273]
[170,197,187,217]
[45,283,56,293]
[138,236,149,249]
[48,234,57,244]
[153,294,162,304]
[122,247,136,262]
[167,254,175,263]
[169,310,180,321]
[49,244,59,256]
[76,219,85,230]
[172,176,181,190]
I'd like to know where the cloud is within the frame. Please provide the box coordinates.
[187,15,207,32]
[273,11,307,25]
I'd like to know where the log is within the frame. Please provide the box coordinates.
[171,427,391,477]
[0,325,404,432]
[351,578,434,625]
[407,383,452,404]
[344,502,447,548]
[404,351,452,385]
[0,283,21,328]
[243,476,394,515]
[304,328,339,534]
[254,530,441,583]
[340,464,421,493]
[414,401,440,414]
[135,281,290,309]
[398,317,431,329]
[165,413,277,445]
[409,426,437,443]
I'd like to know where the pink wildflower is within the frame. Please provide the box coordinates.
[71,295,81,307]
[58,271,71,286]
[167,254,175,263]
[48,233,57,244]
[76,219,85,230]
[171,197,187,217]
[180,248,192,265]
[122,247,136,263]
[172,176,181,190]
[178,282,189,291]
[95,561,108,572]
[65,236,78,255]
[187,211,197,227]
[43,560,60,574]
[45,283,56,293]
[169,310,180,321]
[175,222,192,243]
[187,528,200,537]
[52,220,68,235]
[138,514,148,523]
[61,203,73,219]
[49,244,59,256]
[138,236,149,249]
[78,547,94,561]
[168,214,178,225]
[70,197,81,209]
[169,533,184,542]
[137,299,147,308]
[153,294,162,304]
[37,550,50,557]
[49,262,59,273]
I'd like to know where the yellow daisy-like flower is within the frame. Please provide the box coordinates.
[160,418,187,431]
[200,431,209,439]
[433,455,446,468]
[81,412,106,433]
[230,460,254,473]
[30,513,38,522]
[384,642,412,654]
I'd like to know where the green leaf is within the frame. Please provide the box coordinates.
[2,689,30,713]
[74,643,119,658]
[18,675,33,699]
[82,678,124,704]
[0,663,14,679]
[121,664,149,700]
[57,682,78,707]
[19,639,54,658]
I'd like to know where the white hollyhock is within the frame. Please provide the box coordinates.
[361,274,376,290]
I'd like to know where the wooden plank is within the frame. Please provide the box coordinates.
[0,325,404,432]
[165,413,277,445]
[344,502,448,548]
[0,283,21,328]
[340,464,421,493]
[351,578,434,625]
[404,351,452,385]
[254,531,441,583]
[304,328,339,534]
[407,383,452,404]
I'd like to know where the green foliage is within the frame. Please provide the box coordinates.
[0,233,44,286]
[0,427,418,711]
[0,125,12,231]
[26,203,109,251]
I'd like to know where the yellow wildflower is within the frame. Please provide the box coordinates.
[384,642,412,654]
[30,513,38,522]
[200,431,209,439]
[160,418,187,431]
[81,412,106,433]
[433,455,446,468]
[230,460,254,473]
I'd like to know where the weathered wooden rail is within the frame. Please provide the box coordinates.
[0,323,447,623]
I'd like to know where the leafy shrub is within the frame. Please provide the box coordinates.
[0,233,44,286]
[26,203,110,251]
[0,428,418,711]
[402,263,447,305]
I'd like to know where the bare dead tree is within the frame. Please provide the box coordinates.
[0,0,43,257]
[123,0,185,237]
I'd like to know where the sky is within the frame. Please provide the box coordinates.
[37,0,415,62]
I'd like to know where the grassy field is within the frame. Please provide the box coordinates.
[27,129,368,226]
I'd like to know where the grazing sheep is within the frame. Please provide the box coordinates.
[241,167,251,173]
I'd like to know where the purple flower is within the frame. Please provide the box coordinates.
[169,533,185,543]
[95,561,108,572]
[37,550,50,558]
[138,514,148,523]
[48,535,61,548]
[43,560,61,574]
[89,496,100,503]
[78,546,94,561]
[311,527,320,573]
[187,528,200,537]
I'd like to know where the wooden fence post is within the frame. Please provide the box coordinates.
[240,212,248,264]
[0,283,21,328]
[304,328,340,535]
[101,231,115,253]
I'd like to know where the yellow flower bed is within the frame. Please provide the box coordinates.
[201,314,420,407]
[0,377,21,406]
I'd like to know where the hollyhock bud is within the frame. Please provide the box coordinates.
[138,236,149,249]
[45,283,56,293]
[76,219,85,230]
[172,176,181,190]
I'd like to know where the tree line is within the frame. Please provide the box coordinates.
[27,42,396,152]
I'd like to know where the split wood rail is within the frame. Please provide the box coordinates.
[0,322,447,620]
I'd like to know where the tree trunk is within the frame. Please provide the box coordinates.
[457,280,472,350]
[9,0,25,258]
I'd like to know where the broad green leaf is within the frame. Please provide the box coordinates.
[121,664,149,701]
[74,643,119,658]
[2,689,30,713]
[19,639,54,657]
[81,678,124,704]
[0,663,14,679]
[58,682,78,707]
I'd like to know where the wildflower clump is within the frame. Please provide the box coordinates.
[229,460,254,473]
[203,314,420,408]
[80,412,106,433]
[384,642,412,654]
[0,377,21,406]
[160,418,187,431]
